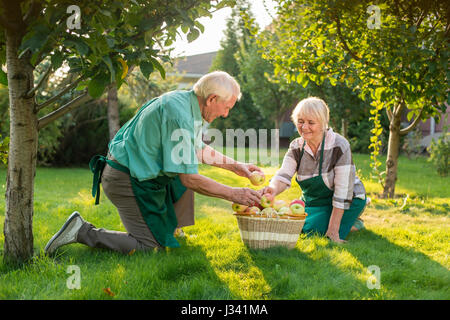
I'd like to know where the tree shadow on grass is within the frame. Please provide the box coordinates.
[343,229,450,299]
[244,229,450,300]
[36,236,237,300]
[244,241,374,300]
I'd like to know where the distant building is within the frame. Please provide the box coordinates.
[170,51,218,89]
[403,102,450,151]
[279,105,298,147]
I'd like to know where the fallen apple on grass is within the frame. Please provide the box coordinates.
[249,171,265,186]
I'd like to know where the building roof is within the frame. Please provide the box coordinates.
[174,51,217,77]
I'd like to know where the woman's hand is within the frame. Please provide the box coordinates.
[230,187,262,207]
[325,229,347,244]
[232,162,264,179]
[260,186,275,197]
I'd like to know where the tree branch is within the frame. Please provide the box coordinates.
[386,107,393,122]
[38,92,91,130]
[400,108,425,136]
[334,13,361,62]
[26,65,52,99]
[23,0,42,26]
[0,14,16,31]
[334,10,392,80]
[0,0,25,32]
[393,101,404,118]
[37,76,84,111]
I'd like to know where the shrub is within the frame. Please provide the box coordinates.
[427,118,449,177]
[0,134,8,165]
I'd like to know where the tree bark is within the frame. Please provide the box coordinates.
[3,28,38,263]
[341,118,348,138]
[383,109,402,198]
[107,84,120,140]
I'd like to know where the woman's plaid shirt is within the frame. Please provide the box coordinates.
[272,128,366,210]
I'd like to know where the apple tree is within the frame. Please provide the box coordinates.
[0,0,234,264]
[256,0,449,197]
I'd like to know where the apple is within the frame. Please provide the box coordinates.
[290,203,305,215]
[249,171,265,186]
[248,206,261,215]
[261,207,276,217]
[290,199,305,208]
[273,199,287,211]
[232,202,248,213]
[277,206,291,215]
[260,193,274,208]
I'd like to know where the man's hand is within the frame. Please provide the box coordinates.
[230,187,262,207]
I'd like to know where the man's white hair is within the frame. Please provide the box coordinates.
[193,70,242,102]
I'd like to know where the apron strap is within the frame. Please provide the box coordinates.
[89,155,106,205]
[89,154,130,205]
[318,133,326,175]
[296,134,326,174]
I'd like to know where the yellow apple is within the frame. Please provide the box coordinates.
[249,171,265,186]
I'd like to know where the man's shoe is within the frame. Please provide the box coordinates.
[44,211,85,255]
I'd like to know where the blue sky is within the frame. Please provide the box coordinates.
[171,0,277,57]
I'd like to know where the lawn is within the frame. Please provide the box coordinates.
[0,152,449,300]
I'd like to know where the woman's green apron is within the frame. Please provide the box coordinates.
[89,155,186,248]
[296,135,366,239]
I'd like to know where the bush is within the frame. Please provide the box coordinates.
[402,127,424,159]
[427,123,449,177]
[0,134,8,165]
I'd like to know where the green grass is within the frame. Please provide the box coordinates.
[0,153,449,300]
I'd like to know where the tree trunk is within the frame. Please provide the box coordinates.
[107,84,120,140]
[383,111,402,198]
[3,29,38,263]
[341,118,348,138]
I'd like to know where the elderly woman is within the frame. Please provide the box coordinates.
[263,97,366,243]
[45,71,263,255]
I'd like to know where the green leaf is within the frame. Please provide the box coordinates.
[187,28,200,42]
[150,57,165,79]
[139,61,154,79]
[51,51,63,69]
[102,56,116,82]
[181,24,190,34]
[88,73,109,98]
[0,69,8,86]
[406,111,414,122]
[75,80,89,91]
[64,38,90,56]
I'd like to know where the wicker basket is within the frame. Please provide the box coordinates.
[234,213,306,249]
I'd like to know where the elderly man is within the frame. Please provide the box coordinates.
[45,71,263,255]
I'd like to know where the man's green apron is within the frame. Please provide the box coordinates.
[296,135,366,239]
[89,155,186,248]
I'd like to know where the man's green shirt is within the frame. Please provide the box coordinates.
[108,90,204,182]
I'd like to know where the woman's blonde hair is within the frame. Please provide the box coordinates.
[291,97,329,131]
[193,70,242,102]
